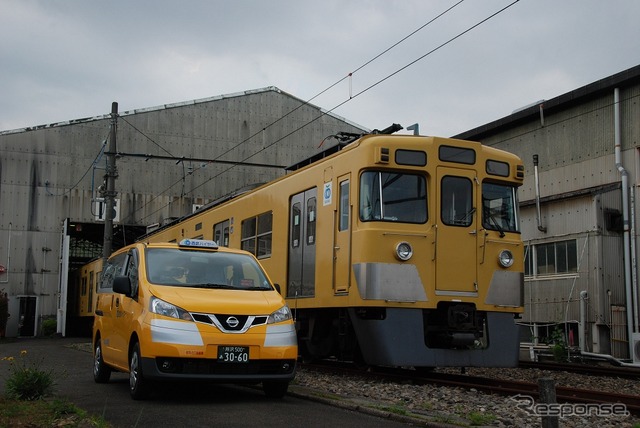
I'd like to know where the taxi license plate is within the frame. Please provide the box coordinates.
[217,346,249,363]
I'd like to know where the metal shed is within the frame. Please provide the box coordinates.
[455,65,640,362]
[0,87,367,337]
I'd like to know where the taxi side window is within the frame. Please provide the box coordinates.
[99,253,127,291]
[125,249,140,299]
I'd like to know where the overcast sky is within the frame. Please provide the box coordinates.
[1,0,638,138]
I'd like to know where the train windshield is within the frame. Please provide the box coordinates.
[359,171,427,223]
[481,182,520,233]
[145,248,273,290]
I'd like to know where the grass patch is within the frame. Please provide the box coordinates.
[3,350,55,401]
[467,411,496,426]
[1,348,109,427]
[0,397,109,427]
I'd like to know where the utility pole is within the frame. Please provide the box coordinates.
[102,102,118,263]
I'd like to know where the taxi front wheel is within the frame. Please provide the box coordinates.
[93,338,111,383]
[129,342,150,400]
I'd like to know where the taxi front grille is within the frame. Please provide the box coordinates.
[155,358,296,375]
[191,313,269,333]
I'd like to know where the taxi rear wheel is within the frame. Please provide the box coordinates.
[129,342,150,400]
[93,338,111,383]
[263,380,289,399]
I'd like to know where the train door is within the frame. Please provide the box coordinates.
[333,175,351,294]
[287,188,317,298]
[435,168,478,293]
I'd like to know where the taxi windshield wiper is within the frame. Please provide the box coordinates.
[191,283,233,289]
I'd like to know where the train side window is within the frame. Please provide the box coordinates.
[241,217,257,254]
[307,197,316,245]
[291,202,301,248]
[241,212,273,259]
[441,176,473,227]
[339,180,349,231]
[257,212,272,258]
[88,271,94,313]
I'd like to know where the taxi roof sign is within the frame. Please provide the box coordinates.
[179,239,219,249]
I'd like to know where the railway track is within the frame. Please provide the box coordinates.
[519,360,640,379]
[302,362,640,415]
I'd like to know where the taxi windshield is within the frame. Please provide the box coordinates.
[145,248,272,290]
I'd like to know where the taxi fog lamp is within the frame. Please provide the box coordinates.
[395,242,413,261]
[498,250,514,268]
[159,359,178,372]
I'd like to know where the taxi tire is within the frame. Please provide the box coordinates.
[263,380,289,399]
[93,338,111,383]
[129,342,150,400]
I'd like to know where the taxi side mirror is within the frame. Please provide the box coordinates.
[273,283,281,294]
[113,275,132,297]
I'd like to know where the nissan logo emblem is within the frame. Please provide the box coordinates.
[226,316,240,328]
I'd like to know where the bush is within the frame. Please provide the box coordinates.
[41,318,57,336]
[3,350,55,400]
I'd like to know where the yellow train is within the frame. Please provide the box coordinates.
[68,257,103,335]
[134,129,526,368]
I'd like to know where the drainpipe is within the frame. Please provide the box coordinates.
[614,87,635,360]
[579,291,588,352]
[631,187,640,333]
[0,222,11,284]
[533,155,547,232]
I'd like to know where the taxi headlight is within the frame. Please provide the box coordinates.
[498,250,514,268]
[268,305,292,324]
[395,241,413,261]
[150,296,193,321]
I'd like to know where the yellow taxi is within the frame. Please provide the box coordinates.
[92,239,297,400]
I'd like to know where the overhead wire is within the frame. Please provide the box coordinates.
[45,131,110,197]
[121,0,469,224]
[123,0,521,224]
[188,1,522,194]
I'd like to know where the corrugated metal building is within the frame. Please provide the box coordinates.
[0,87,367,337]
[455,65,640,362]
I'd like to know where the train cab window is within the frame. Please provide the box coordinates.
[441,176,473,227]
[439,146,475,165]
[486,160,510,177]
[359,171,427,223]
[481,182,519,233]
[396,149,426,166]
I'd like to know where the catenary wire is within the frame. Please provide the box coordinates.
[130,0,520,224]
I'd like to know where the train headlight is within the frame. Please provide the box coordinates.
[498,250,514,268]
[395,242,413,261]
